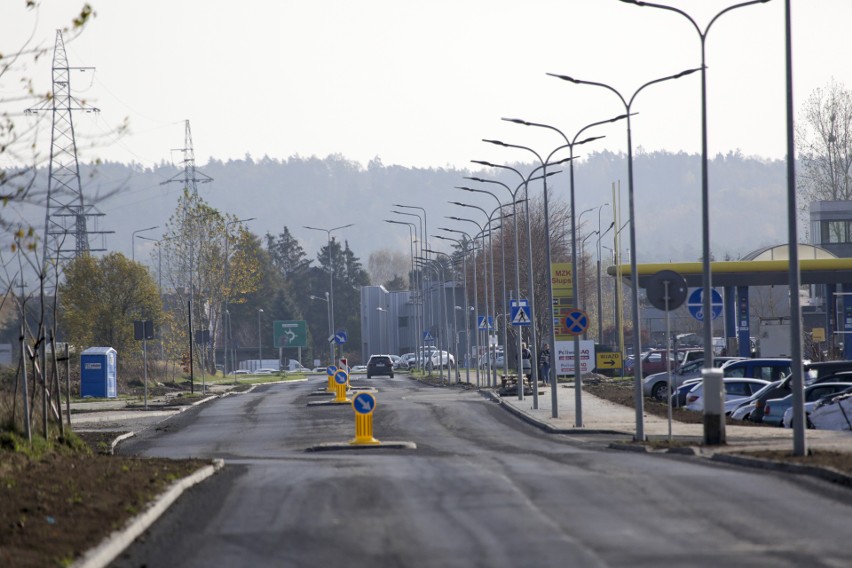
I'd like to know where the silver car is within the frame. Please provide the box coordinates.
[643,357,743,401]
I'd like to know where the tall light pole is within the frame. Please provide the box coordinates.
[376,306,388,354]
[385,219,420,362]
[470,160,570,409]
[392,209,427,344]
[224,217,255,375]
[597,209,614,342]
[435,234,472,384]
[439,227,479,385]
[257,308,264,369]
[618,0,772,447]
[310,293,332,365]
[548,66,701,440]
[501,113,628,425]
[304,223,354,364]
[132,225,158,262]
[481,140,580,416]
[456,185,513,386]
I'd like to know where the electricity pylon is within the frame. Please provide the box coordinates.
[26,30,110,281]
[161,120,213,194]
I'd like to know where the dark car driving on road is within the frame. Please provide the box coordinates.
[366,355,394,379]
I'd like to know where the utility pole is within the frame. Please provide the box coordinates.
[26,30,111,285]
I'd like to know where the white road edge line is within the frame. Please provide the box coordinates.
[70,458,225,568]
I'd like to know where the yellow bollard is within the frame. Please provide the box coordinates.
[327,365,337,392]
[350,392,380,445]
[333,370,350,403]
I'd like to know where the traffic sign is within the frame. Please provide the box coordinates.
[510,299,532,327]
[596,351,622,370]
[563,309,589,335]
[334,370,348,385]
[687,288,723,321]
[326,365,337,376]
[477,316,494,330]
[645,270,688,311]
[334,329,348,344]
[352,392,376,415]
[273,320,307,348]
[423,330,434,341]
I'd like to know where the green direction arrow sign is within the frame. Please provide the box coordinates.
[273,320,307,348]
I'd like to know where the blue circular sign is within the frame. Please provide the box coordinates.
[687,288,723,321]
[352,392,376,415]
[326,365,338,376]
[334,370,348,385]
[564,309,589,335]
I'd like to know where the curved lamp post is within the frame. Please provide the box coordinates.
[223,217,255,374]
[439,227,481,385]
[132,225,158,262]
[450,201,517,388]
[386,219,421,362]
[304,223,354,365]
[618,0,774,448]
[435,234,472,384]
[502,113,628,425]
[480,142,576,416]
[548,66,701,440]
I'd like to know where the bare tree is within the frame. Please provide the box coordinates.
[797,78,852,203]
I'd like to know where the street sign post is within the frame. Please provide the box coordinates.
[273,320,307,348]
[564,309,589,336]
[688,288,723,321]
[510,299,532,327]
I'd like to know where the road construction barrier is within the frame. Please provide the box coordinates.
[351,392,380,445]
[326,365,338,392]
[333,369,350,403]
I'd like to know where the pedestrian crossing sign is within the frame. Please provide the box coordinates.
[510,299,532,327]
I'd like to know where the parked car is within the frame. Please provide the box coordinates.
[254,368,279,375]
[626,348,703,377]
[763,382,852,426]
[783,384,852,428]
[727,379,791,423]
[671,378,703,407]
[227,369,250,376]
[366,354,394,379]
[684,378,771,412]
[643,357,743,401]
[479,350,505,369]
[804,360,852,384]
[390,354,408,370]
[720,358,792,380]
[350,364,368,374]
[400,352,416,367]
[808,391,852,430]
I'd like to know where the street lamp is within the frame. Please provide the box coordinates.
[435,234,472,384]
[132,225,158,262]
[501,113,629,425]
[257,308,264,369]
[304,223,354,365]
[224,217,255,375]
[310,293,332,365]
[385,219,420,362]
[618,0,773,448]
[481,140,579,416]
[439,226,481,386]
[548,66,701,440]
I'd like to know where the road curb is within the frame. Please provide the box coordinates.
[482,390,631,436]
[711,453,852,487]
[71,459,225,568]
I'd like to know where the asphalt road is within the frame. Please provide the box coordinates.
[113,375,852,568]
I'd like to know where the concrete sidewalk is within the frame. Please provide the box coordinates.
[494,382,852,456]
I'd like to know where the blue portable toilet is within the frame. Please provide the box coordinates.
[80,347,117,398]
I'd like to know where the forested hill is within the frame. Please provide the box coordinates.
[26,150,789,266]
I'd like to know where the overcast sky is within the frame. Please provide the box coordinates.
[4,0,852,172]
